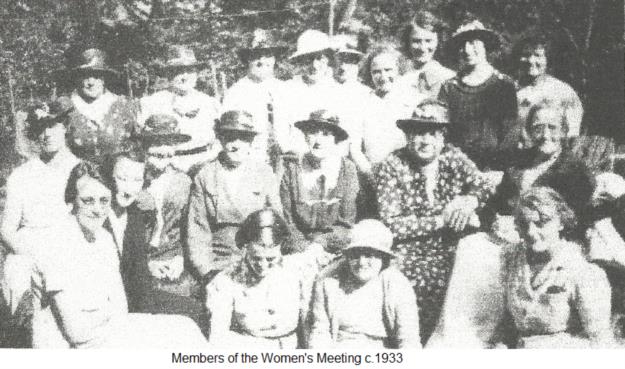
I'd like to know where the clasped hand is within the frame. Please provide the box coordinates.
[442,195,479,232]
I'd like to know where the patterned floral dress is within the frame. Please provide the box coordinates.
[375,145,491,342]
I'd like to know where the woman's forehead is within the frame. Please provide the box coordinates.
[248,244,281,256]
[76,176,110,195]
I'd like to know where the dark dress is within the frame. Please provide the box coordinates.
[375,145,492,343]
[438,71,518,170]
[280,155,359,254]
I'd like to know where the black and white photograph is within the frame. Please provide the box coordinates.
[0,0,623,367]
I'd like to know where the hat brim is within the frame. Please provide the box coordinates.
[448,29,501,52]
[396,119,449,132]
[139,133,191,146]
[343,245,396,259]
[215,127,258,137]
[336,49,364,58]
[52,67,119,84]
[237,46,289,61]
[294,119,349,142]
[154,62,208,73]
[289,48,334,61]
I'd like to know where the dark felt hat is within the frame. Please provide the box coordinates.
[396,99,450,133]
[54,48,119,83]
[237,29,289,62]
[294,109,349,142]
[25,97,75,140]
[139,114,191,146]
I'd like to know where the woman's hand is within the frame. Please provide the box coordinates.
[148,256,185,281]
[592,172,625,205]
[443,196,479,232]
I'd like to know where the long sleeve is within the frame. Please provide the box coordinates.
[279,165,308,253]
[375,161,441,241]
[386,270,421,349]
[204,273,235,345]
[451,148,493,207]
[306,277,334,349]
[186,172,214,278]
[573,262,615,345]
[151,173,191,261]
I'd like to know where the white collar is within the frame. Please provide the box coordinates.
[71,90,118,126]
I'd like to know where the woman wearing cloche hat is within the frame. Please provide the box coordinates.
[438,18,519,170]
[307,219,421,349]
[374,99,492,344]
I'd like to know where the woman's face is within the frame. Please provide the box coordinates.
[405,130,445,164]
[246,244,282,278]
[38,122,67,155]
[347,248,384,283]
[170,70,198,93]
[409,27,438,67]
[370,53,398,95]
[516,207,562,253]
[220,133,254,166]
[336,54,361,84]
[78,75,106,101]
[248,54,276,82]
[305,128,337,160]
[73,176,112,236]
[113,157,145,209]
[527,108,564,157]
[519,46,548,79]
[300,52,331,83]
[459,38,487,68]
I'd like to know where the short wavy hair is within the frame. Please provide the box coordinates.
[64,161,111,204]
[525,100,569,137]
[515,186,577,237]
[100,151,146,195]
[360,43,408,89]
[399,11,444,56]
[235,208,292,252]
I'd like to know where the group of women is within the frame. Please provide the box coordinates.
[0,10,623,349]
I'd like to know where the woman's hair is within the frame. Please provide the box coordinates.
[235,208,292,251]
[513,34,552,68]
[525,100,569,136]
[64,161,111,204]
[515,186,577,235]
[344,247,392,270]
[360,43,408,88]
[399,11,443,56]
[100,151,146,194]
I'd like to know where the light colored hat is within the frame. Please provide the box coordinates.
[332,34,364,58]
[215,110,258,136]
[156,45,206,71]
[289,30,334,61]
[448,19,500,51]
[237,29,288,62]
[344,220,395,258]
[396,99,449,133]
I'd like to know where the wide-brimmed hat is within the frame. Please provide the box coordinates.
[332,34,364,59]
[448,19,501,52]
[25,97,74,140]
[343,220,395,258]
[396,99,449,133]
[237,29,289,62]
[294,109,349,142]
[154,45,206,73]
[289,30,334,62]
[215,110,258,137]
[54,48,119,83]
[139,114,191,146]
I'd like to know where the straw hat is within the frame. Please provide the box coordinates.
[294,109,349,142]
[344,220,395,258]
[448,19,501,51]
[396,99,449,133]
[139,114,191,146]
[237,29,288,62]
[289,30,334,61]
[215,110,258,137]
[332,34,364,59]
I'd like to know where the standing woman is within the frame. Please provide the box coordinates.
[280,110,359,254]
[308,220,421,349]
[29,161,206,348]
[374,99,491,343]
[438,19,518,170]
[56,48,138,163]
[398,11,455,101]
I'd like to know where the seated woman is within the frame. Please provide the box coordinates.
[307,219,421,349]
[503,187,614,348]
[374,99,491,343]
[280,109,359,254]
[205,208,321,349]
[29,161,206,348]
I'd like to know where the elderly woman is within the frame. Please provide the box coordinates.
[375,99,491,343]
[503,187,614,348]
[280,110,359,254]
[29,161,206,348]
[139,45,221,173]
[56,48,137,163]
[1,98,80,315]
[438,19,518,170]
[398,11,455,101]
[187,110,281,284]
[515,35,584,140]
[205,208,320,349]
[308,219,421,349]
